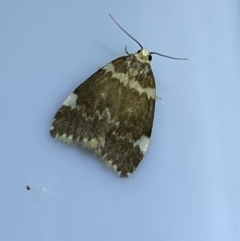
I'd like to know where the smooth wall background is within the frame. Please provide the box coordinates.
[1,1,240,241]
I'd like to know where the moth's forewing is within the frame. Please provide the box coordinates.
[50,53,156,177]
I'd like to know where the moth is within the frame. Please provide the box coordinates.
[50,15,187,177]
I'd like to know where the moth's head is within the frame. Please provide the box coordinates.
[135,49,152,64]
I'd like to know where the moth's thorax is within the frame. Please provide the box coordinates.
[134,49,150,64]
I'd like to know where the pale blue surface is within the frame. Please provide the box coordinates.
[1,0,240,241]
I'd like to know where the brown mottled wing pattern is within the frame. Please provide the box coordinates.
[50,54,156,177]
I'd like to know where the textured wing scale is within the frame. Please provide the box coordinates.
[50,54,156,177]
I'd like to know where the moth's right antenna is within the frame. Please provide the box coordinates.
[150,52,188,60]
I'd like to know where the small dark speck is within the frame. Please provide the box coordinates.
[26,185,30,190]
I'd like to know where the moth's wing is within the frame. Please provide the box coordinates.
[50,55,156,177]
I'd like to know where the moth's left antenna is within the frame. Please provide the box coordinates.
[109,14,143,49]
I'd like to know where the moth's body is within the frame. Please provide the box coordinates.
[50,49,156,177]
